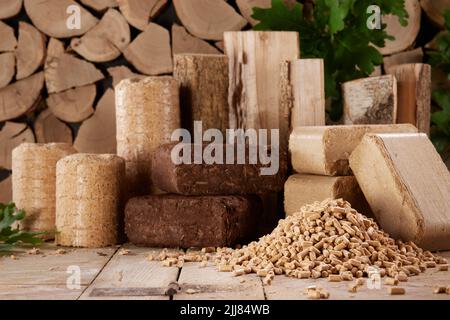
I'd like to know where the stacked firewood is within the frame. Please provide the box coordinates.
[0,0,449,202]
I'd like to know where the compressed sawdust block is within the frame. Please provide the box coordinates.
[349,133,450,250]
[289,124,418,176]
[125,194,261,248]
[152,143,287,195]
[342,75,397,125]
[55,154,125,248]
[115,76,180,197]
[284,174,373,218]
[12,143,76,235]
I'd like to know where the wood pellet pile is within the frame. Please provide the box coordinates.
[158,198,448,287]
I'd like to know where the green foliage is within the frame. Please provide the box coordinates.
[427,11,450,158]
[0,202,44,251]
[252,0,408,120]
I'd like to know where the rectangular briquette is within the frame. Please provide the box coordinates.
[289,124,418,176]
[349,133,450,250]
[125,195,261,248]
[284,174,373,218]
[151,143,287,195]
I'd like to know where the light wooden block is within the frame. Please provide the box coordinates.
[280,59,325,129]
[349,133,450,250]
[284,174,373,218]
[342,75,397,125]
[387,63,431,134]
[289,124,418,176]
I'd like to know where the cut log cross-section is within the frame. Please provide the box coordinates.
[174,0,247,40]
[0,53,15,89]
[34,109,73,144]
[387,63,432,134]
[280,59,326,129]
[124,23,172,75]
[24,0,99,38]
[378,0,421,55]
[0,176,12,204]
[0,122,35,170]
[74,89,117,154]
[80,0,118,12]
[46,85,96,123]
[16,21,47,80]
[0,72,45,122]
[117,0,168,31]
[172,24,221,55]
[236,0,271,26]
[383,48,424,74]
[420,0,450,29]
[71,8,130,62]
[45,40,104,93]
[0,21,17,52]
[342,75,397,125]
[107,66,145,87]
[0,0,23,19]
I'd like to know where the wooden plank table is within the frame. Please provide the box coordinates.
[0,245,449,300]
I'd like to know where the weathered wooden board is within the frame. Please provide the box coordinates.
[0,285,84,300]
[79,246,180,300]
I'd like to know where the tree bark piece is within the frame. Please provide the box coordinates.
[45,40,104,93]
[384,48,423,74]
[0,21,17,52]
[174,0,247,40]
[115,77,180,197]
[34,109,73,144]
[0,176,12,204]
[107,66,145,87]
[0,53,15,89]
[173,54,228,133]
[289,124,418,176]
[70,8,130,62]
[117,0,167,31]
[236,0,271,26]
[12,143,76,234]
[46,85,96,123]
[387,63,431,134]
[420,0,450,29]
[172,24,221,55]
[80,0,118,12]
[280,59,325,130]
[74,89,116,154]
[55,154,125,248]
[16,22,46,80]
[224,31,300,155]
[124,23,172,75]
[0,72,44,122]
[349,133,450,250]
[0,122,35,170]
[0,0,22,19]
[342,75,397,125]
[378,0,421,55]
[284,174,373,218]
[24,0,98,38]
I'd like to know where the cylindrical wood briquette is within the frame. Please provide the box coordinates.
[115,76,180,197]
[12,143,77,236]
[55,153,125,248]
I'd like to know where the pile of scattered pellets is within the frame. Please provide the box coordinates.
[157,199,448,289]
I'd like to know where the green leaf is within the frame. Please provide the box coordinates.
[324,0,354,35]
[252,0,304,31]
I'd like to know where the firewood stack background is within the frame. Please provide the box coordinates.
[0,0,449,204]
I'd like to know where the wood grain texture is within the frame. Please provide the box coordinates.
[174,0,247,40]
[172,24,221,55]
[0,0,22,19]
[0,176,12,204]
[79,246,180,300]
[16,22,46,80]
[387,63,431,134]
[34,109,73,143]
[0,53,15,89]
[0,21,17,52]
[0,122,35,170]
[342,75,397,125]
[280,59,325,129]
[383,48,423,74]
[80,0,118,12]
[173,54,229,133]
[349,133,450,250]
[420,0,450,29]
[107,66,145,87]
[117,0,167,31]
[224,31,300,154]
